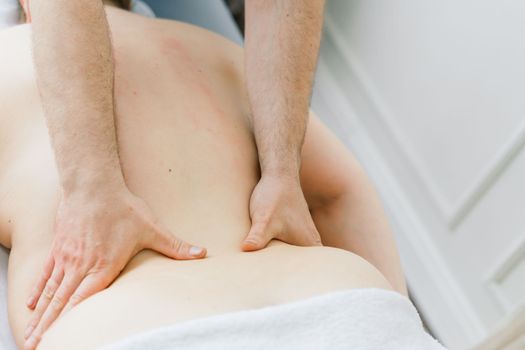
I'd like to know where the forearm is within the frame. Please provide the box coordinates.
[311,187,408,295]
[245,0,325,175]
[30,0,123,192]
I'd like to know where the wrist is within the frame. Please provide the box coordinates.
[261,163,301,182]
[260,154,301,179]
[60,167,126,198]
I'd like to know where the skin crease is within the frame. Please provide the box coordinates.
[22,0,327,347]
[0,6,407,350]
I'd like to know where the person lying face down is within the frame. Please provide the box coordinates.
[21,0,330,343]
[0,3,411,350]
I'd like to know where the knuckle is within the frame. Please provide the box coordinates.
[31,328,42,340]
[95,257,109,269]
[71,257,83,269]
[51,294,64,310]
[60,252,71,264]
[48,278,60,290]
[170,238,183,253]
[28,317,38,329]
[69,293,84,306]
[42,286,55,300]
[83,253,98,268]
[255,215,271,226]
[251,221,268,234]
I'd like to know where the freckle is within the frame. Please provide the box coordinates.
[8,219,11,224]
[169,169,172,173]
[133,91,137,96]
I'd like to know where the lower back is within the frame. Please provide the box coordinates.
[38,243,391,350]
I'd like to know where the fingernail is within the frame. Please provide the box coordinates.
[244,239,258,247]
[26,296,34,307]
[24,325,34,339]
[189,246,203,257]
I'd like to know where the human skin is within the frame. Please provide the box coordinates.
[24,2,207,348]
[0,7,406,349]
[24,0,327,341]
[241,0,326,251]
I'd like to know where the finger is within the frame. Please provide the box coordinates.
[303,218,323,246]
[26,255,54,310]
[278,221,323,247]
[241,221,274,251]
[24,267,64,341]
[62,272,113,314]
[310,226,323,246]
[24,272,84,350]
[293,226,323,246]
[148,225,207,260]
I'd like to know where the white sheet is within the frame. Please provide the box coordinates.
[102,289,446,350]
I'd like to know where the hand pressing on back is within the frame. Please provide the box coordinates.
[242,173,322,251]
[24,186,206,350]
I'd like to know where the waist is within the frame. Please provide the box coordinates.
[39,242,392,349]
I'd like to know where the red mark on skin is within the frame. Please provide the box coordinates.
[133,91,137,96]
[162,37,184,51]
[160,37,190,61]
[160,36,227,127]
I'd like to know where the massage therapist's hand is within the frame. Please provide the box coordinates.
[24,186,206,349]
[242,173,322,251]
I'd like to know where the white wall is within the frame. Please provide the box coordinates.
[312,1,525,349]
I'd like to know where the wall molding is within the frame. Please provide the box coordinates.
[322,15,452,223]
[324,13,525,231]
[313,46,485,349]
[448,123,525,228]
[471,302,525,350]
[484,234,525,311]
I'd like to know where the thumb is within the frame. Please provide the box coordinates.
[302,226,323,246]
[241,221,274,252]
[289,222,323,247]
[148,225,207,260]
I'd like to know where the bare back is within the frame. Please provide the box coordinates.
[0,8,392,350]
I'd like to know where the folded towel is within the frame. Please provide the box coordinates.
[101,288,447,350]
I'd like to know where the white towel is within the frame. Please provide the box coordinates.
[101,288,447,350]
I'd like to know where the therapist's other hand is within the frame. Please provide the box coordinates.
[24,187,206,350]
[242,173,322,251]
